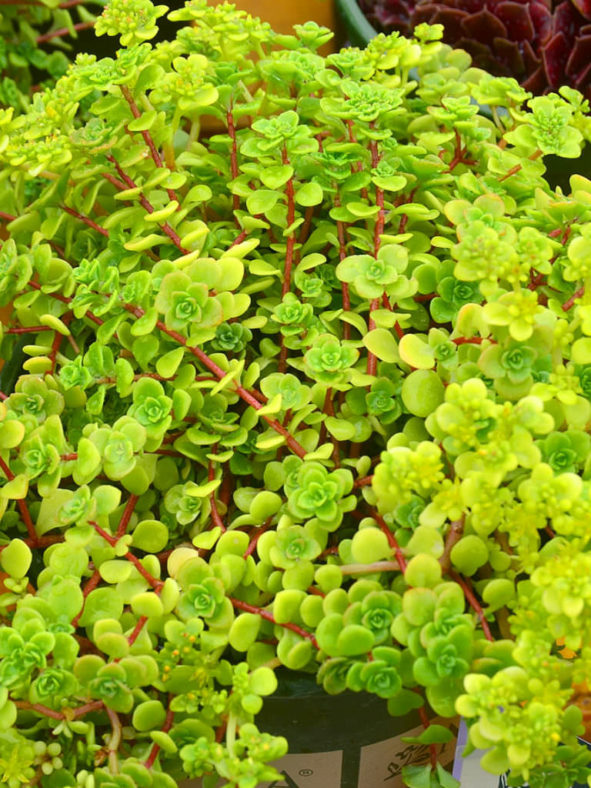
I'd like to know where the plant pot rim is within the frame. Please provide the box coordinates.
[335,0,377,47]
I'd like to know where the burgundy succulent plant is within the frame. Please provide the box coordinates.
[358,0,415,35]
[359,0,591,98]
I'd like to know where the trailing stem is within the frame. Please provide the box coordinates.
[105,156,189,254]
[90,521,163,590]
[208,453,227,532]
[106,707,122,774]
[0,456,37,543]
[36,20,94,43]
[152,317,307,458]
[439,515,465,574]
[243,517,273,558]
[334,191,351,340]
[229,597,319,648]
[498,149,543,182]
[144,702,174,769]
[116,493,139,538]
[227,103,240,215]
[281,145,296,298]
[62,205,109,238]
[367,136,384,376]
[373,512,406,571]
[450,570,494,641]
[563,286,585,311]
[120,85,179,205]
[417,702,438,769]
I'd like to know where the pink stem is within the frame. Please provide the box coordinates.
[229,597,319,648]
[36,20,94,43]
[120,85,178,205]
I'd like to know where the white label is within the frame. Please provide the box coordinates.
[262,750,343,787]
[178,717,459,788]
[452,719,507,787]
[357,716,458,788]
[453,718,591,788]
[178,750,343,788]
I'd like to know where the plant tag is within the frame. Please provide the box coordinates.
[452,719,591,787]
[452,720,506,787]
[178,750,343,788]
[177,717,458,787]
[357,716,457,788]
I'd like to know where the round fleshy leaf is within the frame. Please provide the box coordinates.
[399,334,435,369]
[404,555,442,588]
[132,520,169,553]
[350,528,391,564]
[0,539,32,579]
[229,613,261,651]
[363,329,399,364]
[133,700,167,732]
[401,370,445,418]
[249,666,277,696]
[450,536,489,576]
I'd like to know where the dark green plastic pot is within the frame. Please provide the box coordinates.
[335,0,377,47]
[179,670,458,787]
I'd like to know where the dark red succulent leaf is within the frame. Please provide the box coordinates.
[358,0,416,35]
[461,9,509,40]
[543,29,570,86]
[497,1,536,39]
[571,0,591,19]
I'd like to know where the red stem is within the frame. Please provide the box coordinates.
[353,475,374,488]
[229,597,319,648]
[36,20,94,43]
[153,318,307,458]
[244,517,273,558]
[450,570,493,641]
[127,615,148,646]
[91,522,162,590]
[5,325,48,334]
[563,286,585,312]
[227,104,240,215]
[452,336,486,345]
[27,280,103,327]
[72,700,104,717]
[345,120,367,199]
[366,297,380,376]
[0,456,37,543]
[230,229,248,248]
[208,455,226,533]
[116,493,139,538]
[281,146,296,297]
[334,192,351,339]
[440,516,465,574]
[120,85,178,205]
[417,704,438,768]
[144,703,174,768]
[62,205,109,238]
[15,699,104,720]
[498,149,542,182]
[105,156,188,254]
[373,512,406,571]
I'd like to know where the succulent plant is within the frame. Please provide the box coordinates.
[359,0,591,98]
[357,0,415,36]
[4,1,591,787]
[0,0,106,112]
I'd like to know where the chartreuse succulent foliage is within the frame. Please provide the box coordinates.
[2,2,591,788]
[0,0,104,112]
